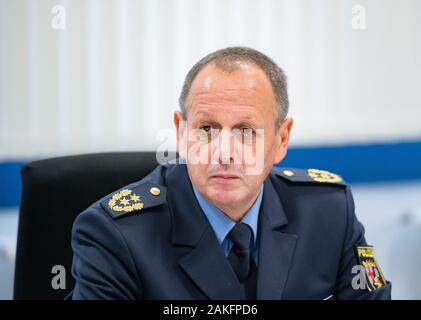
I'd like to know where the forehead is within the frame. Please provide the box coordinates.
[186,61,275,110]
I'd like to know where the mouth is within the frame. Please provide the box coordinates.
[210,172,242,182]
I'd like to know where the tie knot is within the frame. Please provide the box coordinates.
[227,223,253,251]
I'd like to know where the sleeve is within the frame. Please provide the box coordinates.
[333,186,392,300]
[69,208,142,300]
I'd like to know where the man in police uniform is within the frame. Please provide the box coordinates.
[69,47,391,300]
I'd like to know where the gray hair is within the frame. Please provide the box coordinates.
[178,46,289,130]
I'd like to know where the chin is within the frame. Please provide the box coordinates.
[205,187,245,207]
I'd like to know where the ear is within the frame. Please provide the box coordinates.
[273,117,294,164]
[173,111,187,159]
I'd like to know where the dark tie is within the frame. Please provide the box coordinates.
[227,223,258,299]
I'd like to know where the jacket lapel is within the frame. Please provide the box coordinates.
[167,165,246,300]
[178,226,246,299]
[256,177,298,300]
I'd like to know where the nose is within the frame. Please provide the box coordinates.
[217,129,238,165]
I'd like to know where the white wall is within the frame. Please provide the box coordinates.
[1,0,421,160]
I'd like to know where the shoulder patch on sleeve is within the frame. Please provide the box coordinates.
[356,246,388,291]
[100,182,167,219]
[274,167,347,186]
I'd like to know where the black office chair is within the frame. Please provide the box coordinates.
[14,152,175,300]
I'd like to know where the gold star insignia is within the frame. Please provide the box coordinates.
[120,198,130,206]
[130,194,140,202]
[307,168,342,183]
[108,189,144,214]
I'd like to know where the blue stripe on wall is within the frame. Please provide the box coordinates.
[278,140,421,183]
[0,161,24,208]
[1,140,421,208]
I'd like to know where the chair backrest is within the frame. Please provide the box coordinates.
[14,152,172,299]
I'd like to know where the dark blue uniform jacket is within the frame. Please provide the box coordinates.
[69,163,391,300]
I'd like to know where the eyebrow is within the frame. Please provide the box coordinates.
[192,111,258,122]
[190,112,259,128]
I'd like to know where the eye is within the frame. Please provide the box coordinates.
[241,127,254,135]
[200,125,212,133]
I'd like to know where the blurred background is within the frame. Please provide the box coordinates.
[1,0,421,299]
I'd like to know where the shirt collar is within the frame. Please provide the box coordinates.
[192,184,264,246]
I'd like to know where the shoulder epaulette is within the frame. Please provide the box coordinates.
[274,167,346,186]
[100,182,166,219]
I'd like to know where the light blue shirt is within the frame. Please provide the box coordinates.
[192,185,264,265]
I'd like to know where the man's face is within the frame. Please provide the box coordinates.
[174,62,293,214]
